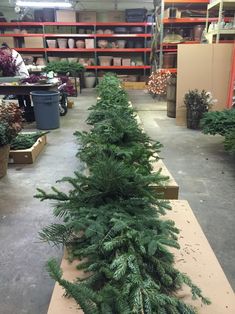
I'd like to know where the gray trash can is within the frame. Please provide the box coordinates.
[30,91,60,130]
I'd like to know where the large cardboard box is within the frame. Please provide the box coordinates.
[24,37,44,48]
[78,11,96,22]
[176,44,233,125]
[97,10,125,22]
[56,10,76,22]
[0,37,15,48]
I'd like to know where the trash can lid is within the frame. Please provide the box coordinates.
[30,90,59,96]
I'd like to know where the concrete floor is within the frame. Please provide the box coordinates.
[0,89,234,314]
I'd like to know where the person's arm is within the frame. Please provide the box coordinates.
[12,49,29,78]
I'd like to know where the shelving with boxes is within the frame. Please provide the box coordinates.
[157,0,211,72]
[0,20,152,84]
[159,0,235,72]
[205,0,235,43]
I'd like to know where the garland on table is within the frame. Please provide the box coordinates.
[36,73,210,313]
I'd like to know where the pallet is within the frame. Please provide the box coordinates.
[47,200,235,314]
[9,134,47,164]
[123,81,146,90]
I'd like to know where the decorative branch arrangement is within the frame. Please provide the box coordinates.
[36,73,210,313]
[147,70,171,97]
[0,102,23,147]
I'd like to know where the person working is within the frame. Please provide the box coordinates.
[0,42,34,122]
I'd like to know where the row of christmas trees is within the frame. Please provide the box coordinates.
[36,74,210,313]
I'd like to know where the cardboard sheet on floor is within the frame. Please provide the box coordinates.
[47,200,235,314]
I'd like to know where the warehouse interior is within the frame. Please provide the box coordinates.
[0,1,234,314]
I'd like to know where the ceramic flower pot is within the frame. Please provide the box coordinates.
[116,40,126,48]
[48,56,60,62]
[84,76,96,88]
[76,40,85,48]
[46,39,57,48]
[68,57,78,63]
[98,56,113,66]
[57,38,67,49]
[0,145,10,178]
[68,38,75,49]
[97,40,108,49]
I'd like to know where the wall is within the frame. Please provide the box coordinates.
[0,6,17,21]
[176,44,233,126]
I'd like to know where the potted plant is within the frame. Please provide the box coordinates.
[0,102,23,178]
[184,89,215,129]
[84,71,96,88]
[44,60,85,77]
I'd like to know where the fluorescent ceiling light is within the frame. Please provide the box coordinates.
[16,1,72,7]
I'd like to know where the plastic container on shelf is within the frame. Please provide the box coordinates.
[114,27,127,34]
[30,91,60,130]
[130,26,144,33]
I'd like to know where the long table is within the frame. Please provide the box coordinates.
[0,83,58,96]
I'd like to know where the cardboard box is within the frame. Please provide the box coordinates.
[113,57,122,66]
[47,200,235,314]
[85,39,94,49]
[24,37,44,48]
[9,134,47,164]
[56,10,76,22]
[0,37,15,48]
[122,58,131,66]
[97,10,125,22]
[78,11,96,22]
[164,8,181,18]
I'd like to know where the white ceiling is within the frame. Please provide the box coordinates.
[0,0,155,11]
